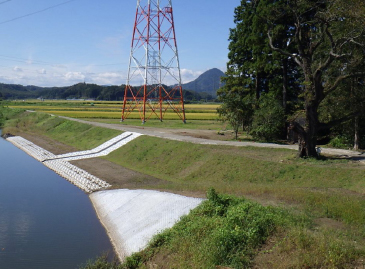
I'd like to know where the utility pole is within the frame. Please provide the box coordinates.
[121,0,186,123]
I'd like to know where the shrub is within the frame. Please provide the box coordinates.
[250,93,285,142]
[118,189,282,269]
[328,135,351,149]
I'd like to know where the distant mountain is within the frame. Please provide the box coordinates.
[0,84,45,99]
[0,82,217,101]
[182,68,225,97]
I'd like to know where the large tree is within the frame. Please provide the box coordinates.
[219,0,302,140]
[222,0,365,157]
[267,0,365,157]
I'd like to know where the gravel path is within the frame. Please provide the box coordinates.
[60,116,365,161]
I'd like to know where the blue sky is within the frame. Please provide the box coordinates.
[0,0,240,87]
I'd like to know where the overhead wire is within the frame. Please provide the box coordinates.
[0,0,128,84]
[0,55,57,66]
[0,54,126,68]
[0,0,78,25]
[0,0,11,5]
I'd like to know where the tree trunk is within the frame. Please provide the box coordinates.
[298,102,319,158]
[296,57,320,158]
[354,116,359,150]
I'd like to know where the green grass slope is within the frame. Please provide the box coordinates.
[2,110,364,268]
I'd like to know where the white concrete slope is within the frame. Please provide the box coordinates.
[52,132,142,161]
[90,189,204,261]
[7,136,112,193]
[6,132,142,193]
[44,160,111,193]
[7,136,57,162]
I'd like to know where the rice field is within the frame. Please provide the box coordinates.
[8,100,220,120]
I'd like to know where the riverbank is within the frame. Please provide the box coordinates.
[2,110,365,267]
[5,133,204,261]
[0,130,114,269]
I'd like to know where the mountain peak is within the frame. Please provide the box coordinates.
[182,68,225,97]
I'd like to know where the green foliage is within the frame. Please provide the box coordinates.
[80,254,120,269]
[217,87,254,139]
[328,136,351,149]
[0,82,217,102]
[118,189,284,269]
[0,108,3,128]
[223,0,365,156]
[250,93,285,142]
[0,105,24,128]
[121,253,144,269]
[319,77,365,149]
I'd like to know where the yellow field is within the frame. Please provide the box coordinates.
[8,100,219,120]
[43,111,217,120]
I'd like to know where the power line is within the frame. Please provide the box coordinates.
[0,0,77,25]
[0,0,11,5]
[0,54,126,67]
[0,54,127,67]
[0,55,56,66]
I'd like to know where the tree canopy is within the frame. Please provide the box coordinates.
[219,0,365,157]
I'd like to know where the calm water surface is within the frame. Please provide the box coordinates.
[0,131,113,269]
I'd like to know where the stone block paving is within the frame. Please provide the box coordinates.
[7,132,142,193]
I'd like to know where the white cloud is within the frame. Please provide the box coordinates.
[180,69,203,84]
[89,72,125,85]
[65,72,86,81]
[13,66,23,72]
[1,64,203,88]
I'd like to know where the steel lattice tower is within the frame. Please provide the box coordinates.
[121,0,186,123]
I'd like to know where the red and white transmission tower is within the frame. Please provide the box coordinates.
[121,0,186,123]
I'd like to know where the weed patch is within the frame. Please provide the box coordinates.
[118,189,298,269]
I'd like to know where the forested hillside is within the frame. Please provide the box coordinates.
[0,69,223,102]
[0,82,216,102]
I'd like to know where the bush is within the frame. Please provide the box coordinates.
[250,93,285,142]
[118,189,282,269]
[80,254,120,269]
[0,105,24,128]
[328,135,351,149]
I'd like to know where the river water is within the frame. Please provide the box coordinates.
[0,131,113,269]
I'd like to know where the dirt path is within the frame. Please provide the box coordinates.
[60,116,365,161]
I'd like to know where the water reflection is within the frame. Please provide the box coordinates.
[0,132,113,269]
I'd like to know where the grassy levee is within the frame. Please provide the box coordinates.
[2,110,365,268]
[105,137,365,242]
[2,110,122,151]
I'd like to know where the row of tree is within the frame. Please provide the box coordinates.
[0,83,216,102]
[218,0,365,157]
